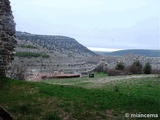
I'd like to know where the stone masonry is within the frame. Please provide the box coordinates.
[0,0,16,77]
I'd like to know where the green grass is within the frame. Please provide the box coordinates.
[15,52,49,58]
[0,76,160,120]
[43,72,107,85]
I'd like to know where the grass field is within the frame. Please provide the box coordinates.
[0,74,160,120]
[43,72,107,85]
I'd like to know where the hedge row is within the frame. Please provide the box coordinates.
[15,52,49,58]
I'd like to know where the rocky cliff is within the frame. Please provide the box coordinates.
[0,0,17,77]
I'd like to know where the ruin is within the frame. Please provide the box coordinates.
[0,0,17,77]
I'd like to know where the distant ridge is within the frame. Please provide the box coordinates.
[16,31,97,57]
[95,49,160,57]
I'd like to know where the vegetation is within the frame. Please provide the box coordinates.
[115,62,125,70]
[20,44,37,49]
[129,61,143,74]
[41,54,50,58]
[143,62,152,74]
[106,61,159,76]
[107,69,122,76]
[0,76,160,119]
[15,52,49,58]
[94,64,105,73]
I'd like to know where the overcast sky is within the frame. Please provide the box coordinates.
[11,0,159,51]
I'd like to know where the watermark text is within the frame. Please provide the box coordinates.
[125,113,159,118]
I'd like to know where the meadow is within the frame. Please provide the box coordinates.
[0,74,160,120]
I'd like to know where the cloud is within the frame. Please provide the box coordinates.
[11,0,160,50]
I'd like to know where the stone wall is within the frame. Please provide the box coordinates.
[0,0,16,77]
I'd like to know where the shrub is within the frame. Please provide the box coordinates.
[42,54,50,58]
[94,64,104,73]
[107,69,123,76]
[115,62,125,70]
[94,64,107,73]
[123,66,132,75]
[16,52,41,58]
[151,69,160,74]
[143,62,152,74]
[130,61,142,74]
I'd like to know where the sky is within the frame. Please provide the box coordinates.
[11,0,160,51]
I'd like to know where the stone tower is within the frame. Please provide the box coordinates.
[0,0,17,77]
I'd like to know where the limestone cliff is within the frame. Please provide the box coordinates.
[0,0,16,77]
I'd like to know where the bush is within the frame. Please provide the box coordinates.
[143,62,152,74]
[115,62,125,70]
[94,64,104,73]
[107,69,123,76]
[130,61,142,74]
[94,64,107,73]
[151,69,160,74]
[42,54,50,58]
[16,52,41,58]
[123,66,132,75]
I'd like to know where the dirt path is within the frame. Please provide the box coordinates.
[47,74,158,85]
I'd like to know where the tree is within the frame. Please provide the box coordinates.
[115,62,125,70]
[143,62,152,74]
[130,61,142,74]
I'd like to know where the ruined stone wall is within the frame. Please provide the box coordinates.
[0,0,16,77]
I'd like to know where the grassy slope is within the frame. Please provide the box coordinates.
[0,76,160,120]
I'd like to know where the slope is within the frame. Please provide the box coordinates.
[16,31,97,57]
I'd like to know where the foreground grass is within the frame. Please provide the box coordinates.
[0,76,160,120]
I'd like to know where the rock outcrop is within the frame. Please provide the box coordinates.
[0,0,16,77]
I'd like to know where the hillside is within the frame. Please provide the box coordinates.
[10,32,100,80]
[95,49,160,57]
[16,31,97,57]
